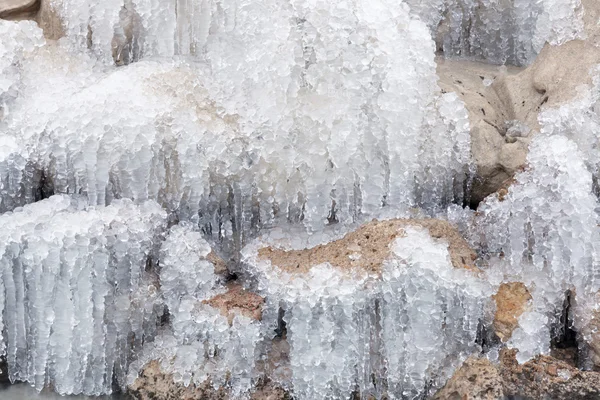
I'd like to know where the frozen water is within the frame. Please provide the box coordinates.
[242,224,490,399]
[0,195,166,395]
[0,0,599,397]
[128,224,261,398]
[2,0,472,252]
[477,135,600,363]
[406,0,584,65]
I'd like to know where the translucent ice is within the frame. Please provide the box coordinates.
[477,135,600,362]
[3,1,472,252]
[128,224,261,397]
[406,0,584,65]
[242,223,490,399]
[0,195,166,395]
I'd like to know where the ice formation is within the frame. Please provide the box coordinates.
[0,194,166,395]
[1,0,472,253]
[242,223,490,399]
[406,0,584,65]
[477,135,600,363]
[128,224,261,397]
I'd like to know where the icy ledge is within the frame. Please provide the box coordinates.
[0,195,166,395]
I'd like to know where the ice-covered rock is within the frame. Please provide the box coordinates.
[128,224,264,398]
[0,194,166,395]
[243,218,491,399]
[408,0,584,66]
[477,134,600,363]
[1,1,473,253]
[493,282,532,343]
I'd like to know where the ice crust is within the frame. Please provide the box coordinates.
[1,0,472,253]
[242,225,490,399]
[0,195,166,395]
[128,224,261,398]
[407,0,584,65]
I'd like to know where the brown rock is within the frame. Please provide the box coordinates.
[493,282,532,342]
[433,356,504,400]
[500,349,600,399]
[258,218,478,275]
[129,360,288,400]
[203,283,264,325]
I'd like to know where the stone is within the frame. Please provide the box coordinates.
[433,356,504,400]
[493,282,532,342]
[0,0,38,20]
[500,349,600,399]
[436,58,530,205]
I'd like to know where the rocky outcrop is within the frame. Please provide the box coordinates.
[258,218,479,274]
[437,58,530,206]
[437,0,600,206]
[0,0,38,19]
[433,356,503,400]
[436,350,600,400]
[501,349,600,399]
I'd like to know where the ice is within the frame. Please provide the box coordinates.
[2,1,472,253]
[0,195,166,395]
[477,135,600,362]
[406,0,584,65]
[128,224,261,398]
[242,223,490,399]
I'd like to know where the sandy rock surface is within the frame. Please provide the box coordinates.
[259,218,478,274]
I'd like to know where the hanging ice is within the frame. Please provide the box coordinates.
[242,219,490,399]
[476,135,600,363]
[128,224,263,398]
[2,0,472,251]
[0,194,166,395]
[406,0,584,65]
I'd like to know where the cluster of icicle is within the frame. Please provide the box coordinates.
[407,0,584,65]
[1,0,472,256]
[241,226,491,399]
[128,224,262,397]
[0,195,166,395]
[475,64,600,366]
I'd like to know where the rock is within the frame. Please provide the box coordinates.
[500,349,600,399]
[129,361,288,400]
[433,356,504,400]
[128,360,229,400]
[437,0,600,206]
[258,218,479,274]
[203,283,265,325]
[436,58,531,206]
[0,0,38,19]
[493,282,532,342]
[437,350,600,400]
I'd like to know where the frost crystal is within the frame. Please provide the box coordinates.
[243,222,490,399]
[0,195,166,395]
